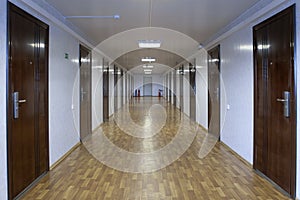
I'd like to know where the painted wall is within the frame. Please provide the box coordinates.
[48,26,80,166]
[92,51,103,130]
[219,27,254,163]
[0,0,7,199]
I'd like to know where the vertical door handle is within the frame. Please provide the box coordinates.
[13,92,19,119]
[276,91,290,117]
[81,88,87,102]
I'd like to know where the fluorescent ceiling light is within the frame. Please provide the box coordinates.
[144,69,152,72]
[143,65,154,68]
[145,72,152,75]
[65,15,120,19]
[141,57,156,62]
[138,40,161,48]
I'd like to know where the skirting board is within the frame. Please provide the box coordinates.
[219,141,252,169]
[50,142,81,170]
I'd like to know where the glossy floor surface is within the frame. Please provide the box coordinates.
[23,97,290,199]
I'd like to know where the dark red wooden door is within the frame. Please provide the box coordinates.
[254,5,295,197]
[8,3,49,199]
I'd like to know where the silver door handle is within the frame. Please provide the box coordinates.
[276,98,287,102]
[276,91,290,117]
[13,92,27,119]
[13,92,19,119]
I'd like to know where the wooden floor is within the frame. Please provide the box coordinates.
[22,97,291,200]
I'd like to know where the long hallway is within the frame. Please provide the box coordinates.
[22,98,290,200]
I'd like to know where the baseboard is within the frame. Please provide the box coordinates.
[197,123,208,132]
[219,141,252,169]
[92,123,103,132]
[50,142,81,170]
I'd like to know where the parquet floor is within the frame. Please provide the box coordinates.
[22,97,291,200]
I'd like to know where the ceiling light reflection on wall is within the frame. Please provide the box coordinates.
[258,44,270,50]
[138,40,161,48]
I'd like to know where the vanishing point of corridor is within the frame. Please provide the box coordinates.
[22,97,290,200]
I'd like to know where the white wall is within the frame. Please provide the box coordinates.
[0,0,7,199]
[219,27,253,163]
[92,51,103,130]
[133,74,164,97]
[49,26,80,166]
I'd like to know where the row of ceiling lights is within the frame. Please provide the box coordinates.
[139,40,161,75]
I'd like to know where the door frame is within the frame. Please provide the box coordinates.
[7,3,49,199]
[103,60,109,122]
[189,62,196,121]
[79,44,92,141]
[253,5,296,197]
[207,45,221,138]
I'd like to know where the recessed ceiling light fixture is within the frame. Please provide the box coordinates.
[141,57,156,62]
[138,40,161,48]
[143,65,154,68]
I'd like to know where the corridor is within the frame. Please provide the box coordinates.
[22,98,289,200]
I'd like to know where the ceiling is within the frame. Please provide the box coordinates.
[114,49,185,70]
[43,0,261,73]
[45,0,261,44]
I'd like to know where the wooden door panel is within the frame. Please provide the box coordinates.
[254,5,295,197]
[208,45,220,137]
[80,45,92,140]
[8,3,49,199]
[10,9,36,197]
[103,62,109,122]
[189,63,196,121]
